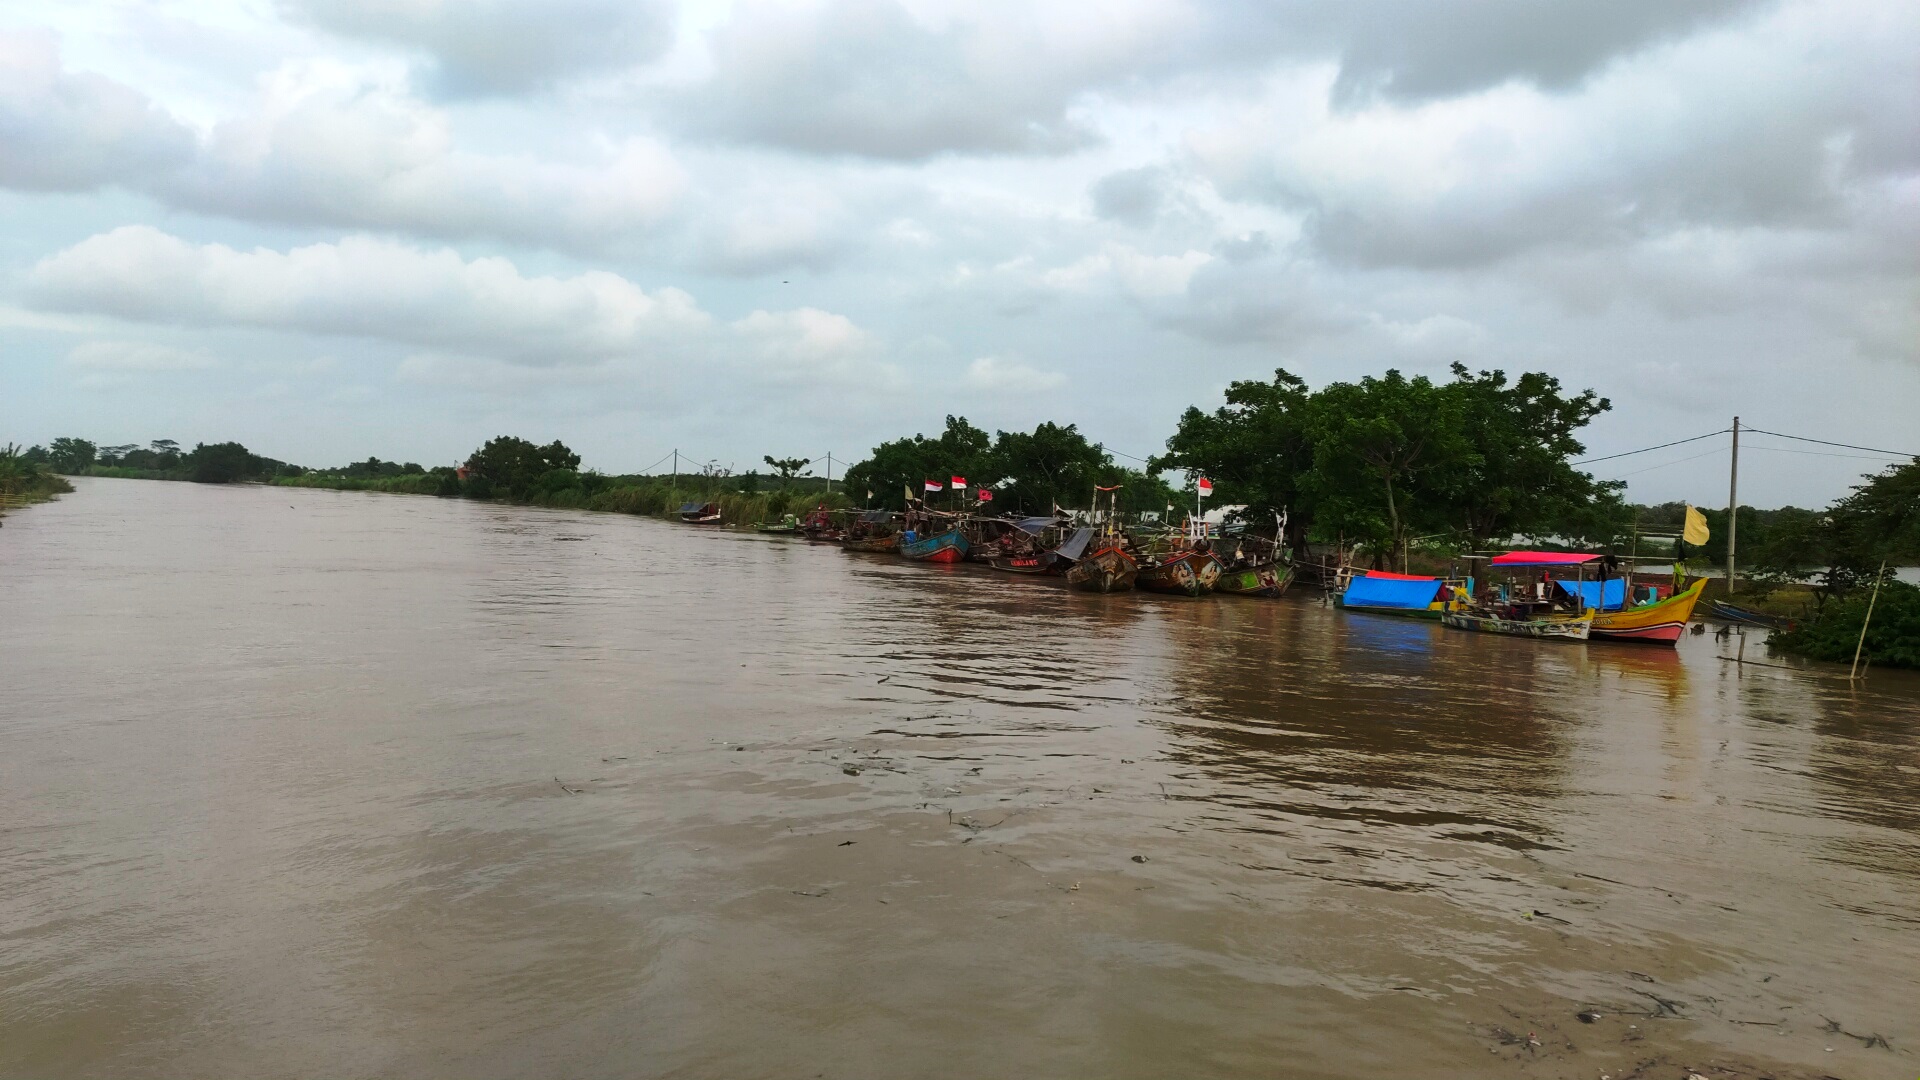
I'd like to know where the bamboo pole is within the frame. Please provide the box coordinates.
[1849,561,1887,681]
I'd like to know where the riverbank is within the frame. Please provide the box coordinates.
[270,472,854,529]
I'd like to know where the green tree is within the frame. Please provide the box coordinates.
[989,421,1111,514]
[763,455,811,489]
[1303,370,1472,565]
[843,416,995,509]
[185,441,260,483]
[1438,365,1613,547]
[46,438,96,473]
[464,437,581,499]
[1155,369,1316,549]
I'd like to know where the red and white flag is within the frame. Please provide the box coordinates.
[1196,477,1214,497]
[977,489,993,502]
[924,480,943,492]
[950,475,968,488]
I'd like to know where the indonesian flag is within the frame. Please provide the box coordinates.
[977,489,993,502]
[924,480,943,492]
[1196,477,1214,498]
[950,475,968,488]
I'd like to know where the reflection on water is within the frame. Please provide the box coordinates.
[2,477,1917,1080]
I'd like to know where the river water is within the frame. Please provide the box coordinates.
[3,477,1916,1079]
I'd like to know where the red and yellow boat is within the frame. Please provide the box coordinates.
[1589,579,1706,646]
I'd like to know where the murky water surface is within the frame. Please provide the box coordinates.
[3,478,1917,1079]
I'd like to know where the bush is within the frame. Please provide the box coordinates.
[1770,579,1920,670]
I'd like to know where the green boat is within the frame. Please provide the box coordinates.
[755,514,800,534]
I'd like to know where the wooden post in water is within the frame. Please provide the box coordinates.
[1850,561,1887,681]
[1726,417,1740,595]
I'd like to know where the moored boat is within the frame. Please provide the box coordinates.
[1215,561,1293,598]
[843,532,900,553]
[1065,545,1137,592]
[1335,571,1462,619]
[1137,548,1223,596]
[899,526,968,563]
[1590,579,1707,645]
[678,501,722,524]
[1441,608,1592,640]
[755,514,800,534]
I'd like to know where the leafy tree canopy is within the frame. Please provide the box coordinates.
[464,437,580,499]
[47,437,96,474]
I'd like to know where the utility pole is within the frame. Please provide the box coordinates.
[825,452,833,494]
[1726,417,1740,595]
[671,450,678,491]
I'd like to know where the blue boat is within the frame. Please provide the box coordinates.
[898,527,969,563]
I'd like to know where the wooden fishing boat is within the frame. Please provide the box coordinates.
[1215,560,1293,598]
[988,551,1065,574]
[1441,608,1592,641]
[678,501,722,524]
[1334,571,1463,619]
[755,514,800,534]
[1591,579,1707,645]
[800,506,843,541]
[1137,548,1223,596]
[842,532,899,553]
[1065,545,1136,592]
[1704,596,1789,630]
[899,526,968,563]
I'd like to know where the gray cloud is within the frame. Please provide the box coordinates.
[0,31,195,191]
[1089,166,1170,227]
[678,0,1101,159]
[281,0,676,96]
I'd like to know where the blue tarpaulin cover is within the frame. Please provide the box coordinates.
[1341,575,1443,609]
[1554,577,1627,611]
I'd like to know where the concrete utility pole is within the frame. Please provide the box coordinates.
[1726,417,1740,595]
[671,450,678,490]
[826,452,834,494]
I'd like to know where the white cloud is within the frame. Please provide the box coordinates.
[281,0,678,96]
[964,355,1065,393]
[29,226,710,365]
[1041,243,1213,298]
[0,30,196,190]
[732,307,903,390]
[66,340,218,371]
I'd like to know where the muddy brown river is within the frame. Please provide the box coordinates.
[3,477,1916,1079]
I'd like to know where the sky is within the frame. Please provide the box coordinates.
[1,0,1915,507]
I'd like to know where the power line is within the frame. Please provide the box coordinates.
[1742,445,1902,462]
[1740,427,1915,459]
[1600,446,1726,480]
[1571,429,1729,466]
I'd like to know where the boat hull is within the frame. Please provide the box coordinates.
[1215,562,1293,598]
[841,533,899,553]
[1065,548,1137,593]
[1334,597,1445,619]
[1442,610,1592,641]
[988,553,1063,575]
[899,528,968,563]
[1590,580,1706,646]
[1137,550,1223,596]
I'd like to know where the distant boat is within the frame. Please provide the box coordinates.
[678,501,722,524]
[899,526,968,563]
[843,532,900,553]
[985,516,1073,574]
[755,514,800,534]
[841,509,901,553]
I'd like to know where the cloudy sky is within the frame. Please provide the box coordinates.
[2,0,1914,505]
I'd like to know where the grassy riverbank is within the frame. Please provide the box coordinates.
[272,471,856,528]
[0,444,74,520]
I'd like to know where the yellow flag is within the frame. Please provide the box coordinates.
[1683,504,1710,546]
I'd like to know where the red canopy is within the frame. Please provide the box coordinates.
[1490,550,1601,566]
[1364,570,1441,580]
